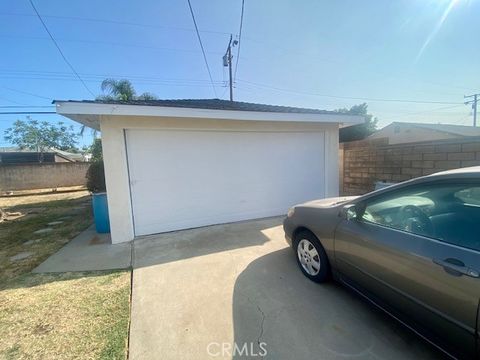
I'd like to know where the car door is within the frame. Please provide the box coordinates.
[334,180,480,358]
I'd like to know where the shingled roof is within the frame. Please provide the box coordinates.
[54,98,335,115]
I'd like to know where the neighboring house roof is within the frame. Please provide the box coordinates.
[53,148,84,162]
[0,147,82,162]
[0,146,39,153]
[54,98,337,115]
[374,121,480,137]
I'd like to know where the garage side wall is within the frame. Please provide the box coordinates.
[100,117,135,244]
[100,115,341,243]
[324,126,340,197]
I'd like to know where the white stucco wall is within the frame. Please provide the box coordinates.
[99,115,341,244]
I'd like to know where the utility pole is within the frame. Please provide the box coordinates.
[464,94,479,127]
[223,35,238,101]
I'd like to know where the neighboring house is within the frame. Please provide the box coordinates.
[368,122,480,145]
[0,147,82,164]
[53,148,86,162]
[55,99,362,244]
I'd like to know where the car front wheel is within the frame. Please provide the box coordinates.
[294,231,330,283]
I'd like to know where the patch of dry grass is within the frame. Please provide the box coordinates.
[1,189,89,208]
[0,191,131,360]
[0,271,130,360]
[0,192,92,284]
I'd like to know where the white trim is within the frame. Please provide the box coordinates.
[55,101,363,126]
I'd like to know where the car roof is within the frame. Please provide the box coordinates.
[427,166,480,177]
[356,166,480,202]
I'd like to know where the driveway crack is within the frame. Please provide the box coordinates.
[255,304,266,345]
[238,291,267,357]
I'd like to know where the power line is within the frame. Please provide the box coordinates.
[28,0,95,97]
[2,86,53,100]
[0,12,230,36]
[186,0,218,98]
[237,79,463,105]
[0,68,222,84]
[0,76,224,90]
[0,111,56,115]
[234,0,245,82]
[387,104,465,121]
[0,95,25,105]
[0,34,227,57]
[0,105,54,108]
[0,70,223,86]
[3,11,478,95]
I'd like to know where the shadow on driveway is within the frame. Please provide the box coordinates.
[232,248,442,359]
[133,217,277,269]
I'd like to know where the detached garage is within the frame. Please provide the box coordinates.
[55,99,362,244]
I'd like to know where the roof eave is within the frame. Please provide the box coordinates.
[55,101,364,131]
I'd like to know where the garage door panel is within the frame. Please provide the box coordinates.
[126,129,325,236]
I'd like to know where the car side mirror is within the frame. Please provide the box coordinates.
[342,204,358,221]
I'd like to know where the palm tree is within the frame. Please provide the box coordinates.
[96,79,157,101]
[83,79,158,136]
[98,79,136,101]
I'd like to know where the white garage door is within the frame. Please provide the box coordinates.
[126,129,326,236]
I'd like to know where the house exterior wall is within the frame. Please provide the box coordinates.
[0,162,89,191]
[368,124,460,144]
[99,115,341,244]
[340,136,480,195]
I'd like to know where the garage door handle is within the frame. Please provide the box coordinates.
[433,258,479,278]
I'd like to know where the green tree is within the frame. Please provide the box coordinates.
[88,138,103,162]
[4,117,79,162]
[96,79,157,101]
[337,103,378,142]
[136,92,157,100]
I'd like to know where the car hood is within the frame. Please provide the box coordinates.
[300,196,359,208]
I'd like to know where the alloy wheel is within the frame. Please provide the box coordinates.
[297,239,321,276]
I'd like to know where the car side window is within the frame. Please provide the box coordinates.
[360,183,480,252]
[454,187,480,206]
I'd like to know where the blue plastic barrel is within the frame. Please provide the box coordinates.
[92,192,111,233]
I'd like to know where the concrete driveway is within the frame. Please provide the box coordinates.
[129,217,440,359]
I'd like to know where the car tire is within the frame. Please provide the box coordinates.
[293,231,330,283]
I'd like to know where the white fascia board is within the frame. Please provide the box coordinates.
[55,101,364,126]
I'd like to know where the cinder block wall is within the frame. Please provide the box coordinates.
[340,136,480,195]
[0,162,90,191]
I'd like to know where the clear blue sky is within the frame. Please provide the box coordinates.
[1,0,479,148]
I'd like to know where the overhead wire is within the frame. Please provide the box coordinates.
[186,0,218,97]
[1,86,53,100]
[233,0,245,82]
[387,104,466,121]
[0,111,56,115]
[28,0,95,97]
[0,12,230,36]
[0,105,54,108]
[236,79,464,105]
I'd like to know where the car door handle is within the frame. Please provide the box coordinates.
[433,258,480,278]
